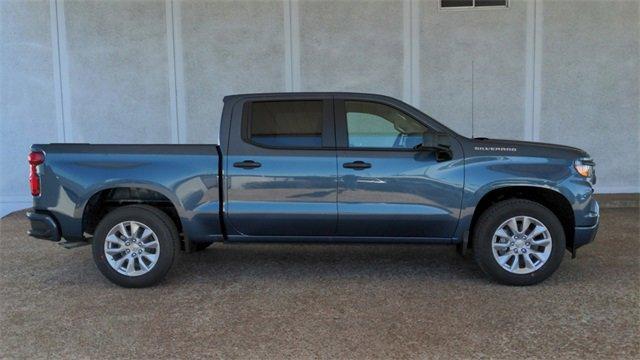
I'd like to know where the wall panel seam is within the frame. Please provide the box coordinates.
[471,61,475,137]
[166,0,180,143]
[284,0,293,91]
[524,0,542,141]
[403,0,421,107]
[173,0,187,144]
[57,0,71,141]
[410,0,420,108]
[290,0,300,91]
[284,0,300,91]
[403,0,411,103]
[532,0,543,141]
[50,0,70,142]
[524,0,535,140]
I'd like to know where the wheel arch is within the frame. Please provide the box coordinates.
[468,186,575,251]
[80,184,185,237]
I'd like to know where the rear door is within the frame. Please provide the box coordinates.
[334,97,464,239]
[225,96,338,237]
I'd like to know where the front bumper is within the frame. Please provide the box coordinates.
[26,211,61,242]
[574,220,599,248]
[571,200,599,257]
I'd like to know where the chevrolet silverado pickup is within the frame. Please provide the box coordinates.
[27,93,599,287]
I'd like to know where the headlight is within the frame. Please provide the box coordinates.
[574,158,595,178]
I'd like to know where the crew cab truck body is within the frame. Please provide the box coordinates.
[27,93,599,287]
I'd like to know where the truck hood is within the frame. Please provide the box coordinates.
[465,138,590,160]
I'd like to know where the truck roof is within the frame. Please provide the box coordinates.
[222,92,402,103]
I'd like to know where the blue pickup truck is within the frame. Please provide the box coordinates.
[27,93,599,287]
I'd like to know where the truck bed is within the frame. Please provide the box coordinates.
[30,143,223,246]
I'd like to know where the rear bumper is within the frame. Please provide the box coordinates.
[26,211,61,242]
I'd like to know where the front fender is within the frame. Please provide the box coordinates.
[454,155,575,238]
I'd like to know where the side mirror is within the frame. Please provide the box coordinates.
[421,132,451,151]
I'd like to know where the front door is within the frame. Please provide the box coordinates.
[335,98,464,239]
[225,97,338,237]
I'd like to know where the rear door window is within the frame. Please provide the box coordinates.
[248,101,324,148]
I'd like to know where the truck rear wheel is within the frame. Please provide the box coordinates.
[473,199,565,285]
[92,205,179,288]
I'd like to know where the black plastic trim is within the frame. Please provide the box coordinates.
[216,145,227,241]
[571,220,599,258]
[26,211,61,242]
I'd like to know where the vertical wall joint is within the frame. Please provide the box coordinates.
[284,0,300,92]
[50,0,70,142]
[166,0,186,144]
[525,0,542,141]
[403,0,421,107]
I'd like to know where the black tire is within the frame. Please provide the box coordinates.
[473,199,565,286]
[92,205,179,288]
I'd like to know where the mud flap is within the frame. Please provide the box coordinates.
[456,231,470,256]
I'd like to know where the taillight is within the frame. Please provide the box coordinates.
[28,151,45,196]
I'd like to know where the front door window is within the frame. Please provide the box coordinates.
[345,101,427,150]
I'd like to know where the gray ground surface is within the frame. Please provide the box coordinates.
[1,208,638,359]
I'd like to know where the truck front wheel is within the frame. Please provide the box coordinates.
[473,199,565,285]
[92,205,179,288]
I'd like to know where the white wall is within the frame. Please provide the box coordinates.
[1,0,639,216]
[1,0,58,215]
[63,0,174,143]
[540,0,639,193]
[180,0,287,143]
[421,0,529,139]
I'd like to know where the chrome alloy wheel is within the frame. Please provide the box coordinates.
[104,221,160,277]
[491,216,552,274]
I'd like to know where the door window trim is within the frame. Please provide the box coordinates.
[334,99,436,152]
[241,98,335,150]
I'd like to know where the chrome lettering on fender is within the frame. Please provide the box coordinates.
[474,146,517,152]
